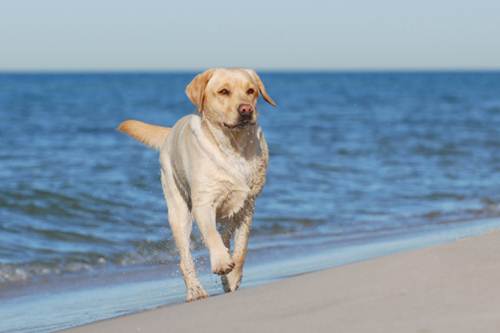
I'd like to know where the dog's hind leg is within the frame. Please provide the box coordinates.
[222,206,253,292]
[220,220,237,291]
[220,219,236,251]
[161,171,207,302]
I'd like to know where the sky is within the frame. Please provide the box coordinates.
[1,0,499,71]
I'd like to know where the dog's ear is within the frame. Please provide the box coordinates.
[245,69,276,107]
[186,69,215,112]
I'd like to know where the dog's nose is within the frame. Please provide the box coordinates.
[238,104,253,117]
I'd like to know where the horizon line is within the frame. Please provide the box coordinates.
[1,67,500,74]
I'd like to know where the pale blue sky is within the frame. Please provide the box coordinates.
[1,0,499,70]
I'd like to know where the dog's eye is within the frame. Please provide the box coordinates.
[247,88,255,95]
[218,89,230,96]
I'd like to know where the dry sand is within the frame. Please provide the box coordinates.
[66,230,500,333]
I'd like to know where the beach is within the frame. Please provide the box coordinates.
[1,2,499,331]
[65,229,500,333]
[0,0,499,329]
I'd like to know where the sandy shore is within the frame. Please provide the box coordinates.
[66,230,500,333]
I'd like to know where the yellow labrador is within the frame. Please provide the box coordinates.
[118,68,275,302]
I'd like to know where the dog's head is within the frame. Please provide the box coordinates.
[186,68,276,130]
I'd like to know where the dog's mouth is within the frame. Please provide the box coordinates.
[223,121,256,129]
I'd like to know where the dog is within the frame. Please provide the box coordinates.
[118,68,276,302]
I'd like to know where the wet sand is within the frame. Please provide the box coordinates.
[65,230,500,333]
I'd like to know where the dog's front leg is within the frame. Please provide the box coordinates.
[222,209,253,292]
[192,206,235,275]
[162,171,207,302]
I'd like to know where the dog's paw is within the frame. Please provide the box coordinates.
[186,285,208,302]
[210,250,235,275]
[222,268,242,293]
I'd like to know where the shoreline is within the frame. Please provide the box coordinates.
[1,215,495,299]
[3,217,500,332]
[66,228,500,333]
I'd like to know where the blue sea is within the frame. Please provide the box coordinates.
[1,72,500,332]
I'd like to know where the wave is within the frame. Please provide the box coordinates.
[2,199,500,286]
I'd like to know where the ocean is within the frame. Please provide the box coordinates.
[1,72,500,332]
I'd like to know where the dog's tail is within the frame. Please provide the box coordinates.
[117,120,171,150]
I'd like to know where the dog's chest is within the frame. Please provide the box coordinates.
[216,154,266,218]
